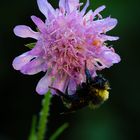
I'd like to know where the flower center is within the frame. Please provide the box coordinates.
[44,15,86,78]
[92,39,102,47]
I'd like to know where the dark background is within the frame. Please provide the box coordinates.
[0,0,140,140]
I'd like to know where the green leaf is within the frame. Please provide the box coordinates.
[28,116,37,140]
[25,42,36,49]
[49,123,69,140]
[37,91,52,140]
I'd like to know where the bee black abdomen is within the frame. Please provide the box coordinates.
[91,95,103,105]
[69,100,89,111]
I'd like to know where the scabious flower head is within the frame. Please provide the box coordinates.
[13,0,120,95]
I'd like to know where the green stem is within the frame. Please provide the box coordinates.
[37,91,52,140]
[28,116,37,140]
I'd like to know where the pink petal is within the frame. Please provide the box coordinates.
[37,0,48,18]
[59,0,70,13]
[21,58,44,75]
[93,17,118,33]
[68,0,79,12]
[101,34,119,41]
[99,47,121,67]
[52,74,69,94]
[92,5,106,18]
[83,10,93,21]
[37,0,56,19]
[81,0,89,16]
[36,73,52,95]
[29,41,43,56]
[12,51,35,70]
[13,25,39,39]
[101,50,121,65]
[31,16,47,33]
[59,0,66,10]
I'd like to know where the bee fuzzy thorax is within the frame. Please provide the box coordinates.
[88,88,109,109]
[96,89,109,101]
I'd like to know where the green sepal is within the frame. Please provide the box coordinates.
[25,42,36,49]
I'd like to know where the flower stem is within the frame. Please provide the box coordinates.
[37,91,52,140]
[28,116,37,140]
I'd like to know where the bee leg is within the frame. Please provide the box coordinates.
[84,61,92,84]
[48,86,71,100]
[60,110,76,115]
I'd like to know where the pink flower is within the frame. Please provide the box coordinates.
[13,0,120,95]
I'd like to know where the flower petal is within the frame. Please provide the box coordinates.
[101,50,121,66]
[59,0,65,9]
[83,10,93,21]
[52,73,69,94]
[81,0,89,16]
[31,16,47,33]
[68,0,79,12]
[14,25,39,39]
[93,17,118,33]
[20,58,44,75]
[99,47,121,67]
[92,5,106,18]
[36,73,52,95]
[101,34,119,41]
[37,0,56,19]
[12,51,35,70]
[29,41,44,56]
[59,0,70,14]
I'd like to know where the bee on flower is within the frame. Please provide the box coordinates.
[13,0,120,96]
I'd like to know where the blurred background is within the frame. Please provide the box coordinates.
[0,0,140,140]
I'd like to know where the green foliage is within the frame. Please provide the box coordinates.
[49,123,69,140]
[25,42,36,49]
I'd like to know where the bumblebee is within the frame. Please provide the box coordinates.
[49,66,110,112]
